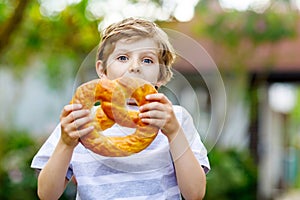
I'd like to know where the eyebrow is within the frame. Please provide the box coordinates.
[113,48,158,56]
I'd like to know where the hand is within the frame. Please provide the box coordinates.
[139,93,180,141]
[60,104,94,148]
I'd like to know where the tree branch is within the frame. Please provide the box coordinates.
[0,0,31,54]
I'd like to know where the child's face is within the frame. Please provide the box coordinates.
[97,38,161,86]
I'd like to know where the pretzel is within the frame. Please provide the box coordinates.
[70,77,159,157]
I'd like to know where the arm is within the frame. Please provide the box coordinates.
[37,104,93,200]
[139,94,206,200]
[37,139,74,200]
[168,127,206,200]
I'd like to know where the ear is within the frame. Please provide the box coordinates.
[95,60,105,78]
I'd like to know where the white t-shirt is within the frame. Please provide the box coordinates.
[31,105,210,200]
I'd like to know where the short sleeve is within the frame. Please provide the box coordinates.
[30,124,74,180]
[174,106,210,174]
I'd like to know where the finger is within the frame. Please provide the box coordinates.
[61,104,83,117]
[145,93,171,104]
[62,113,91,133]
[63,119,93,137]
[141,118,166,128]
[73,116,93,130]
[71,126,94,138]
[139,102,165,112]
[64,109,91,124]
[139,110,166,119]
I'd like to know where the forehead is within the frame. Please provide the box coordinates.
[113,38,159,54]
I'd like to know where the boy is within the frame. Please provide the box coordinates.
[31,17,210,200]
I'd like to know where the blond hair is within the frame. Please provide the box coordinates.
[97,18,176,85]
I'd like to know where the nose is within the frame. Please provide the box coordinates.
[128,60,141,73]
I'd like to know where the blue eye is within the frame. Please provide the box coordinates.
[143,58,153,64]
[117,56,128,61]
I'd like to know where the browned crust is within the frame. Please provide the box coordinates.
[70,77,158,157]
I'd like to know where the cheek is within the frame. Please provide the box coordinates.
[106,63,128,79]
[151,65,160,75]
[144,66,160,80]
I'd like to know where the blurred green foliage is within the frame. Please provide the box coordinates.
[0,0,99,88]
[193,1,298,73]
[290,88,300,135]
[0,130,39,199]
[0,130,76,199]
[204,148,257,200]
[287,88,300,188]
[194,10,297,47]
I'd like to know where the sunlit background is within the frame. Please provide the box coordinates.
[1,0,300,199]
